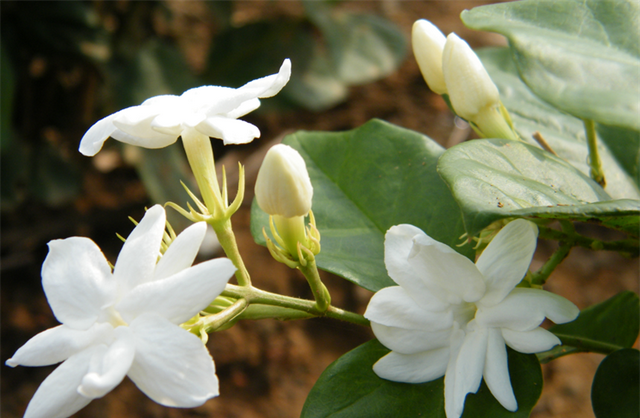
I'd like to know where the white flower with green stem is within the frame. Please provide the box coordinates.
[365,219,579,418]
[6,205,236,418]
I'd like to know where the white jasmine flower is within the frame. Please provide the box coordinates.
[412,19,448,95]
[255,144,313,218]
[364,219,579,418]
[6,205,236,418]
[79,59,291,156]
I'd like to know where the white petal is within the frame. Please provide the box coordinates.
[412,20,447,95]
[477,220,538,307]
[384,225,449,310]
[484,328,517,412]
[22,346,100,418]
[225,97,260,119]
[502,327,561,354]
[154,222,207,282]
[365,286,452,331]
[6,323,113,367]
[110,128,178,149]
[112,205,166,296]
[78,112,120,156]
[181,85,246,116]
[444,327,466,418]
[196,116,260,145]
[475,288,579,332]
[42,237,115,330]
[371,322,453,355]
[150,112,186,137]
[78,326,135,399]
[444,328,488,418]
[238,58,291,98]
[409,231,486,304]
[117,257,235,325]
[373,347,449,384]
[128,313,219,407]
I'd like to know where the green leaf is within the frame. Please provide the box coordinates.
[477,47,640,200]
[303,1,407,85]
[251,119,471,292]
[591,349,640,418]
[539,291,640,363]
[301,339,542,418]
[435,137,633,237]
[462,0,640,130]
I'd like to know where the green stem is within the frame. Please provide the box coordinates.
[531,241,573,286]
[211,218,252,287]
[584,119,606,187]
[538,225,639,255]
[555,333,624,355]
[298,257,331,312]
[222,284,369,327]
[201,298,248,333]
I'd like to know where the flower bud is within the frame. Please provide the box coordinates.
[442,33,500,121]
[412,20,448,95]
[255,144,313,218]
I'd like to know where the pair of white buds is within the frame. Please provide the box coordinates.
[412,20,516,140]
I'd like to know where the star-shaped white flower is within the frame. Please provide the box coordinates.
[79,59,291,156]
[364,219,579,418]
[6,205,236,418]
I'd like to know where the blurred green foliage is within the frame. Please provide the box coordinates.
[1,0,406,210]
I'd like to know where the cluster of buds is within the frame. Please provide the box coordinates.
[255,144,320,268]
[412,20,518,141]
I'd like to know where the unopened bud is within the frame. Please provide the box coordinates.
[412,20,448,95]
[255,144,313,218]
[442,33,500,121]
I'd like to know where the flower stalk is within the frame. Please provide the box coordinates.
[583,119,606,187]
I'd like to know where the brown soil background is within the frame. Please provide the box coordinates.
[2,1,638,418]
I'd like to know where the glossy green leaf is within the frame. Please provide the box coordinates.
[477,47,640,200]
[301,339,542,418]
[435,137,634,237]
[462,0,640,130]
[591,348,640,418]
[251,119,471,292]
[539,291,640,363]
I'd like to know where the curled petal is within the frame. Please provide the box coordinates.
[384,225,449,310]
[22,346,100,418]
[483,328,517,412]
[78,327,135,399]
[502,327,561,354]
[477,220,538,307]
[225,97,261,119]
[371,322,453,355]
[239,58,292,98]
[42,237,115,330]
[6,323,113,368]
[196,116,260,145]
[365,286,452,331]
[78,111,121,156]
[109,128,178,149]
[373,347,449,384]
[128,314,219,407]
[409,232,485,304]
[113,205,166,296]
[153,222,207,282]
[475,288,579,332]
[117,258,235,325]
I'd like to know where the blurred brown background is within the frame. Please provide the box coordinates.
[2,1,637,418]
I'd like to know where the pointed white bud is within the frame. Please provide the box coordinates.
[442,33,500,121]
[412,20,448,95]
[255,144,313,218]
